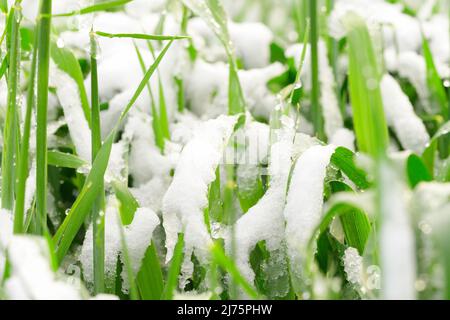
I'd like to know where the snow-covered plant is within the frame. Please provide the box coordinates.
[0,0,449,300]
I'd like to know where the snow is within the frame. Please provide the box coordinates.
[380,74,430,154]
[284,145,336,278]
[285,42,344,139]
[50,62,91,162]
[185,59,284,120]
[80,196,160,290]
[343,247,363,286]
[162,115,237,277]
[329,0,422,52]
[5,236,82,300]
[229,121,294,283]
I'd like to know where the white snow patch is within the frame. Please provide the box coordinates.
[162,115,238,275]
[284,145,336,275]
[380,74,429,154]
[50,62,91,162]
[5,236,82,300]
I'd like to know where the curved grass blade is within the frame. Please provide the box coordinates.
[90,30,106,294]
[95,31,189,41]
[112,180,138,226]
[308,201,371,255]
[331,147,370,190]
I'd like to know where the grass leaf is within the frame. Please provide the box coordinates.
[95,31,189,41]
[136,242,164,300]
[343,12,389,158]
[161,233,184,300]
[47,150,87,169]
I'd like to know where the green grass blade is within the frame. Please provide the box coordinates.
[309,202,371,255]
[0,0,7,13]
[0,54,8,79]
[210,242,259,299]
[134,43,165,151]
[422,121,450,178]
[343,13,389,158]
[35,0,53,234]
[406,154,432,188]
[119,40,174,122]
[90,31,105,294]
[95,31,189,41]
[52,0,132,17]
[1,4,21,211]
[14,28,37,234]
[136,241,164,300]
[161,233,184,300]
[422,35,448,120]
[51,42,91,126]
[53,132,115,263]
[113,180,138,226]
[310,0,325,140]
[146,41,170,140]
[47,150,87,169]
[330,147,370,190]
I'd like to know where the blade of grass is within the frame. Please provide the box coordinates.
[406,154,432,188]
[210,242,259,299]
[343,12,389,158]
[1,3,21,211]
[310,0,325,140]
[330,147,370,190]
[134,43,165,151]
[47,150,87,169]
[35,0,52,234]
[422,35,448,120]
[14,27,37,234]
[53,40,174,263]
[136,241,164,300]
[90,30,105,294]
[112,180,138,226]
[147,41,170,140]
[161,233,184,300]
[0,54,8,79]
[95,31,189,41]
